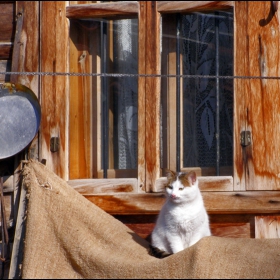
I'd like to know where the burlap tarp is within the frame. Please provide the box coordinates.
[19,160,280,279]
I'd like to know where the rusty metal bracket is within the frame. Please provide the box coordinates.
[240,131,251,147]
[50,137,60,153]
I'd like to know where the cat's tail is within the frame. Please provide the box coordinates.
[148,244,172,259]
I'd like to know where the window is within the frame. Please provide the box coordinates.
[68,2,140,180]
[161,10,234,176]
[67,1,235,191]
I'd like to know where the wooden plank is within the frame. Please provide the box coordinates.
[114,214,157,240]
[137,1,146,193]
[210,223,250,238]
[2,175,14,193]
[8,177,27,279]
[68,178,138,194]
[0,60,11,82]
[210,214,255,238]
[10,3,23,84]
[40,1,69,179]
[66,1,139,19]
[161,14,177,171]
[255,215,280,238]
[154,176,233,192]
[157,1,233,13]
[69,18,94,179]
[11,1,39,90]
[68,0,102,179]
[0,44,13,60]
[115,213,253,240]
[233,1,247,191]
[91,18,102,179]
[145,1,161,192]
[235,2,280,191]
[0,2,15,42]
[81,191,280,215]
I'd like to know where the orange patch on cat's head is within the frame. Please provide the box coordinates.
[179,171,197,187]
[165,170,197,188]
[165,169,176,186]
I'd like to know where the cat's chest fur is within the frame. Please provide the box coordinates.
[150,170,211,258]
[164,203,206,232]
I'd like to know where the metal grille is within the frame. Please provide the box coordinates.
[181,10,233,174]
[112,18,138,169]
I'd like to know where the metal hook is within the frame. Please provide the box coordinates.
[259,1,277,26]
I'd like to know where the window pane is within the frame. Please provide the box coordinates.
[70,17,138,178]
[161,10,233,176]
[109,19,138,170]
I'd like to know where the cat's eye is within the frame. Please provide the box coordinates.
[179,188,184,191]
[167,186,173,190]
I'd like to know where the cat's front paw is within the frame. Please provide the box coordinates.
[148,244,172,259]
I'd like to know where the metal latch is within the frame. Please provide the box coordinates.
[50,137,60,152]
[240,131,251,147]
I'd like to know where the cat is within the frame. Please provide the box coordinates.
[149,169,211,258]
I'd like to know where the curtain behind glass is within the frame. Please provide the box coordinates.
[112,19,138,169]
[182,11,233,169]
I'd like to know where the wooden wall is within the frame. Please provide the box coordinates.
[0,1,15,83]
[1,5,280,276]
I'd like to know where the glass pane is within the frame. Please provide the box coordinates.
[70,17,138,178]
[109,19,138,170]
[161,10,233,176]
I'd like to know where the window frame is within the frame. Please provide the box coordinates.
[68,1,280,196]
[66,1,235,193]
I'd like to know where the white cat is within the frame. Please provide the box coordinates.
[150,170,211,258]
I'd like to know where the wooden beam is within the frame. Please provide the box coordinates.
[68,178,138,194]
[0,59,11,82]
[0,2,15,42]
[40,1,69,179]
[69,18,93,179]
[155,176,233,192]
[145,1,161,192]
[8,178,27,279]
[157,1,233,13]
[81,191,280,215]
[115,213,256,239]
[137,1,146,193]
[66,2,139,19]
[234,2,280,191]
[0,44,13,60]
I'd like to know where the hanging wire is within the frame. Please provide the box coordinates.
[1,71,280,79]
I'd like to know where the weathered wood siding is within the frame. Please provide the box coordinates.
[255,215,280,238]
[0,1,15,83]
[40,1,69,179]
[2,1,280,247]
[234,1,280,191]
[69,14,94,179]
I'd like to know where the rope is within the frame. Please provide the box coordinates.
[1,71,280,80]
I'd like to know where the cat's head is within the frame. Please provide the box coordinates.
[164,170,198,203]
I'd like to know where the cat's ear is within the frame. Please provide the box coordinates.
[165,169,176,180]
[188,171,197,185]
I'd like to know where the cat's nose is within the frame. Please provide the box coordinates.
[171,193,176,198]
